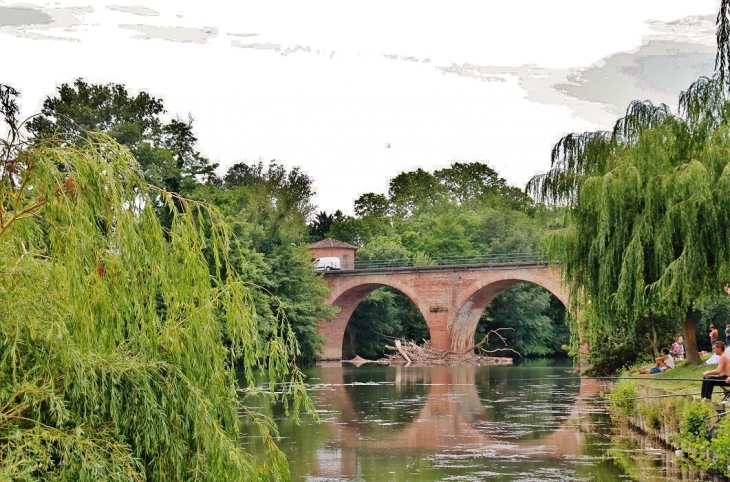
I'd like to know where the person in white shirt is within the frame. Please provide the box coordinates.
[639,348,674,374]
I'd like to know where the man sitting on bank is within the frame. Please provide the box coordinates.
[639,348,675,374]
[702,341,730,399]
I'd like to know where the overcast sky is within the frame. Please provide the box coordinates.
[0,0,720,214]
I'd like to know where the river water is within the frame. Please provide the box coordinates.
[241,358,721,481]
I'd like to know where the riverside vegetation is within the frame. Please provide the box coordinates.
[0,85,311,480]
[606,362,730,477]
[549,2,730,475]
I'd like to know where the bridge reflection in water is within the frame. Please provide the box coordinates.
[299,363,610,480]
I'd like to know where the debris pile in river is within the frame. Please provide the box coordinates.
[342,339,514,366]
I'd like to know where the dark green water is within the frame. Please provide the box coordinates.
[241,359,718,481]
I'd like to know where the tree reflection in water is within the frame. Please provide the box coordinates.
[241,359,713,481]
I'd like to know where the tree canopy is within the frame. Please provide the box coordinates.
[0,85,308,480]
[527,3,730,369]
[25,79,336,363]
[28,78,217,197]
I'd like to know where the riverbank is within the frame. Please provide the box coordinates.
[607,360,730,477]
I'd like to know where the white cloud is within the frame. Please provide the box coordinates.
[0,0,719,213]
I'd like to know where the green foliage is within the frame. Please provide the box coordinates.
[708,416,730,473]
[0,89,309,479]
[308,210,342,241]
[344,289,401,359]
[222,161,315,222]
[198,161,336,361]
[355,235,410,261]
[344,288,429,359]
[30,82,334,361]
[388,168,445,217]
[475,283,568,357]
[675,402,716,470]
[529,77,730,366]
[434,161,534,211]
[680,402,715,438]
[265,244,335,360]
[399,212,479,256]
[354,192,390,218]
[579,302,678,374]
[28,79,217,195]
[529,2,730,368]
[324,214,375,246]
[639,400,663,431]
[694,295,730,351]
[606,382,637,420]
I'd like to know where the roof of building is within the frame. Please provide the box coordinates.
[308,238,358,250]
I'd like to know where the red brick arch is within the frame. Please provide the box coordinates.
[320,276,428,360]
[450,268,569,352]
[318,266,568,359]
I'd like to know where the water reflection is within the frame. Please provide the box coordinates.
[341,366,429,432]
[242,359,720,481]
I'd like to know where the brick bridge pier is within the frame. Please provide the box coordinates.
[317,263,568,359]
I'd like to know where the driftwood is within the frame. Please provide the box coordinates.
[343,329,518,366]
[456,328,521,357]
[342,355,384,366]
[379,337,514,366]
[394,339,412,365]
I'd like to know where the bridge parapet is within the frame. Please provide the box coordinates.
[326,260,549,276]
[353,252,548,270]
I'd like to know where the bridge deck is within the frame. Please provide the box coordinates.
[324,261,550,276]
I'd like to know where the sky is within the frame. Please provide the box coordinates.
[0,0,721,214]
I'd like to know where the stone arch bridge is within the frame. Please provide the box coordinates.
[317,260,568,359]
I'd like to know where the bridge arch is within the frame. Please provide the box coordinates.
[319,278,428,360]
[318,265,568,358]
[450,269,569,353]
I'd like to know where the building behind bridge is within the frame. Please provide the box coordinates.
[308,238,358,270]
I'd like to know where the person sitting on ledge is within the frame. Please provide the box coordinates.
[639,348,675,374]
[702,341,730,400]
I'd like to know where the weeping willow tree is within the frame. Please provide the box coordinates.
[527,2,730,369]
[0,84,310,480]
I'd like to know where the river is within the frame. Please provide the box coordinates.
[241,358,722,481]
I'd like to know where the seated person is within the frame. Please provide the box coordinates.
[639,348,675,374]
[706,353,721,364]
[678,335,685,360]
[672,342,681,357]
[702,341,730,399]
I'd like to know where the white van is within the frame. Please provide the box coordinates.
[312,257,341,272]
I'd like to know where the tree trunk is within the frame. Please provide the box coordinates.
[649,313,659,357]
[682,302,699,364]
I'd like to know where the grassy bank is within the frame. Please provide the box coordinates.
[607,358,730,475]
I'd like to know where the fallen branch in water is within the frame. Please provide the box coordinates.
[379,335,515,366]
[460,327,522,358]
[394,339,412,365]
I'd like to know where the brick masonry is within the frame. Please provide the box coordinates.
[317,265,568,359]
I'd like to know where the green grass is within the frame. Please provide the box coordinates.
[624,356,716,398]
